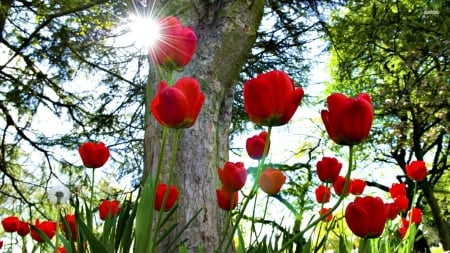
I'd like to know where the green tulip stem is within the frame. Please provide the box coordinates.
[248,192,259,245]
[279,145,355,251]
[248,157,262,245]
[358,238,372,253]
[256,195,270,240]
[405,181,419,252]
[154,127,168,187]
[89,168,95,229]
[153,128,181,248]
[54,206,61,253]
[216,193,235,253]
[223,126,273,253]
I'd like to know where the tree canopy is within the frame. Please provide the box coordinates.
[1,0,148,217]
[326,0,450,248]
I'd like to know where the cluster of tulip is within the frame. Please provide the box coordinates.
[212,68,427,251]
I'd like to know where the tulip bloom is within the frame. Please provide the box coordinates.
[398,218,409,239]
[406,161,427,181]
[258,168,286,195]
[78,141,110,168]
[244,70,304,126]
[151,78,205,129]
[149,16,197,70]
[61,214,77,240]
[321,93,373,145]
[389,183,407,199]
[350,179,366,195]
[333,176,351,196]
[17,221,30,237]
[345,196,388,238]
[98,199,120,220]
[216,187,238,211]
[30,219,57,242]
[315,185,331,204]
[217,162,247,192]
[316,157,342,183]
[385,202,401,220]
[246,131,270,160]
[319,208,333,222]
[154,183,179,211]
[408,207,422,225]
[393,195,409,212]
[1,216,19,232]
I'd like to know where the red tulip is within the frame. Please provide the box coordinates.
[154,183,179,211]
[217,162,247,192]
[350,179,366,195]
[244,70,304,126]
[408,207,422,225]
[389,183,407,199]
[30,219,57,242]
[216,187,238,211]
[61,214,77,240]
[315,185,331,204]
[17,221,30,237]
[385,202,401,220]
[78,141,110,168]
[321,93,373,145]
[246,131,270,160]
[345,196,388,238]
[319,208,333,222]
[98,199,120,220]
[333,176,351,196]
[258,168,286,195]
[406,161,427,181]
[398,218,409,239]
[1,216,19,232]
[58,247,67,253]
[151,78,205,128]
[316,157,342,183]
[393,195,409,212]
[149,16,197,70]
[0,240,3,249]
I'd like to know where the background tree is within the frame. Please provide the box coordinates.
[325,0,450,249]
[0,0,148,225]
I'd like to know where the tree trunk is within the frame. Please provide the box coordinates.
[422,182,450,250]
[143,1,264,252]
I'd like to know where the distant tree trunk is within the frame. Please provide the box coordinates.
[143,1,264,252]
[422,182,450,250]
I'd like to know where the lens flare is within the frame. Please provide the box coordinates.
[129,15,161,48]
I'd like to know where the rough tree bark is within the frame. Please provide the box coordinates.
[143,1,264,252]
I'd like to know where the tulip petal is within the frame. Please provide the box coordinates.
[244,76,277,122]
[151,82,189,127]
[345,202,370,238]
[174,77,205,125]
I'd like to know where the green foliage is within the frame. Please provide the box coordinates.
[326,0,450,249]
[0,0,146,220]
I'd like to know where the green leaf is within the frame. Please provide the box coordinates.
[236,226,246,253]
[135,176,157,253]
[163,207,203,252]
[77,219,109,253]
[116,197,137,253]
[301,237,312,253]
[339,235,349,253]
